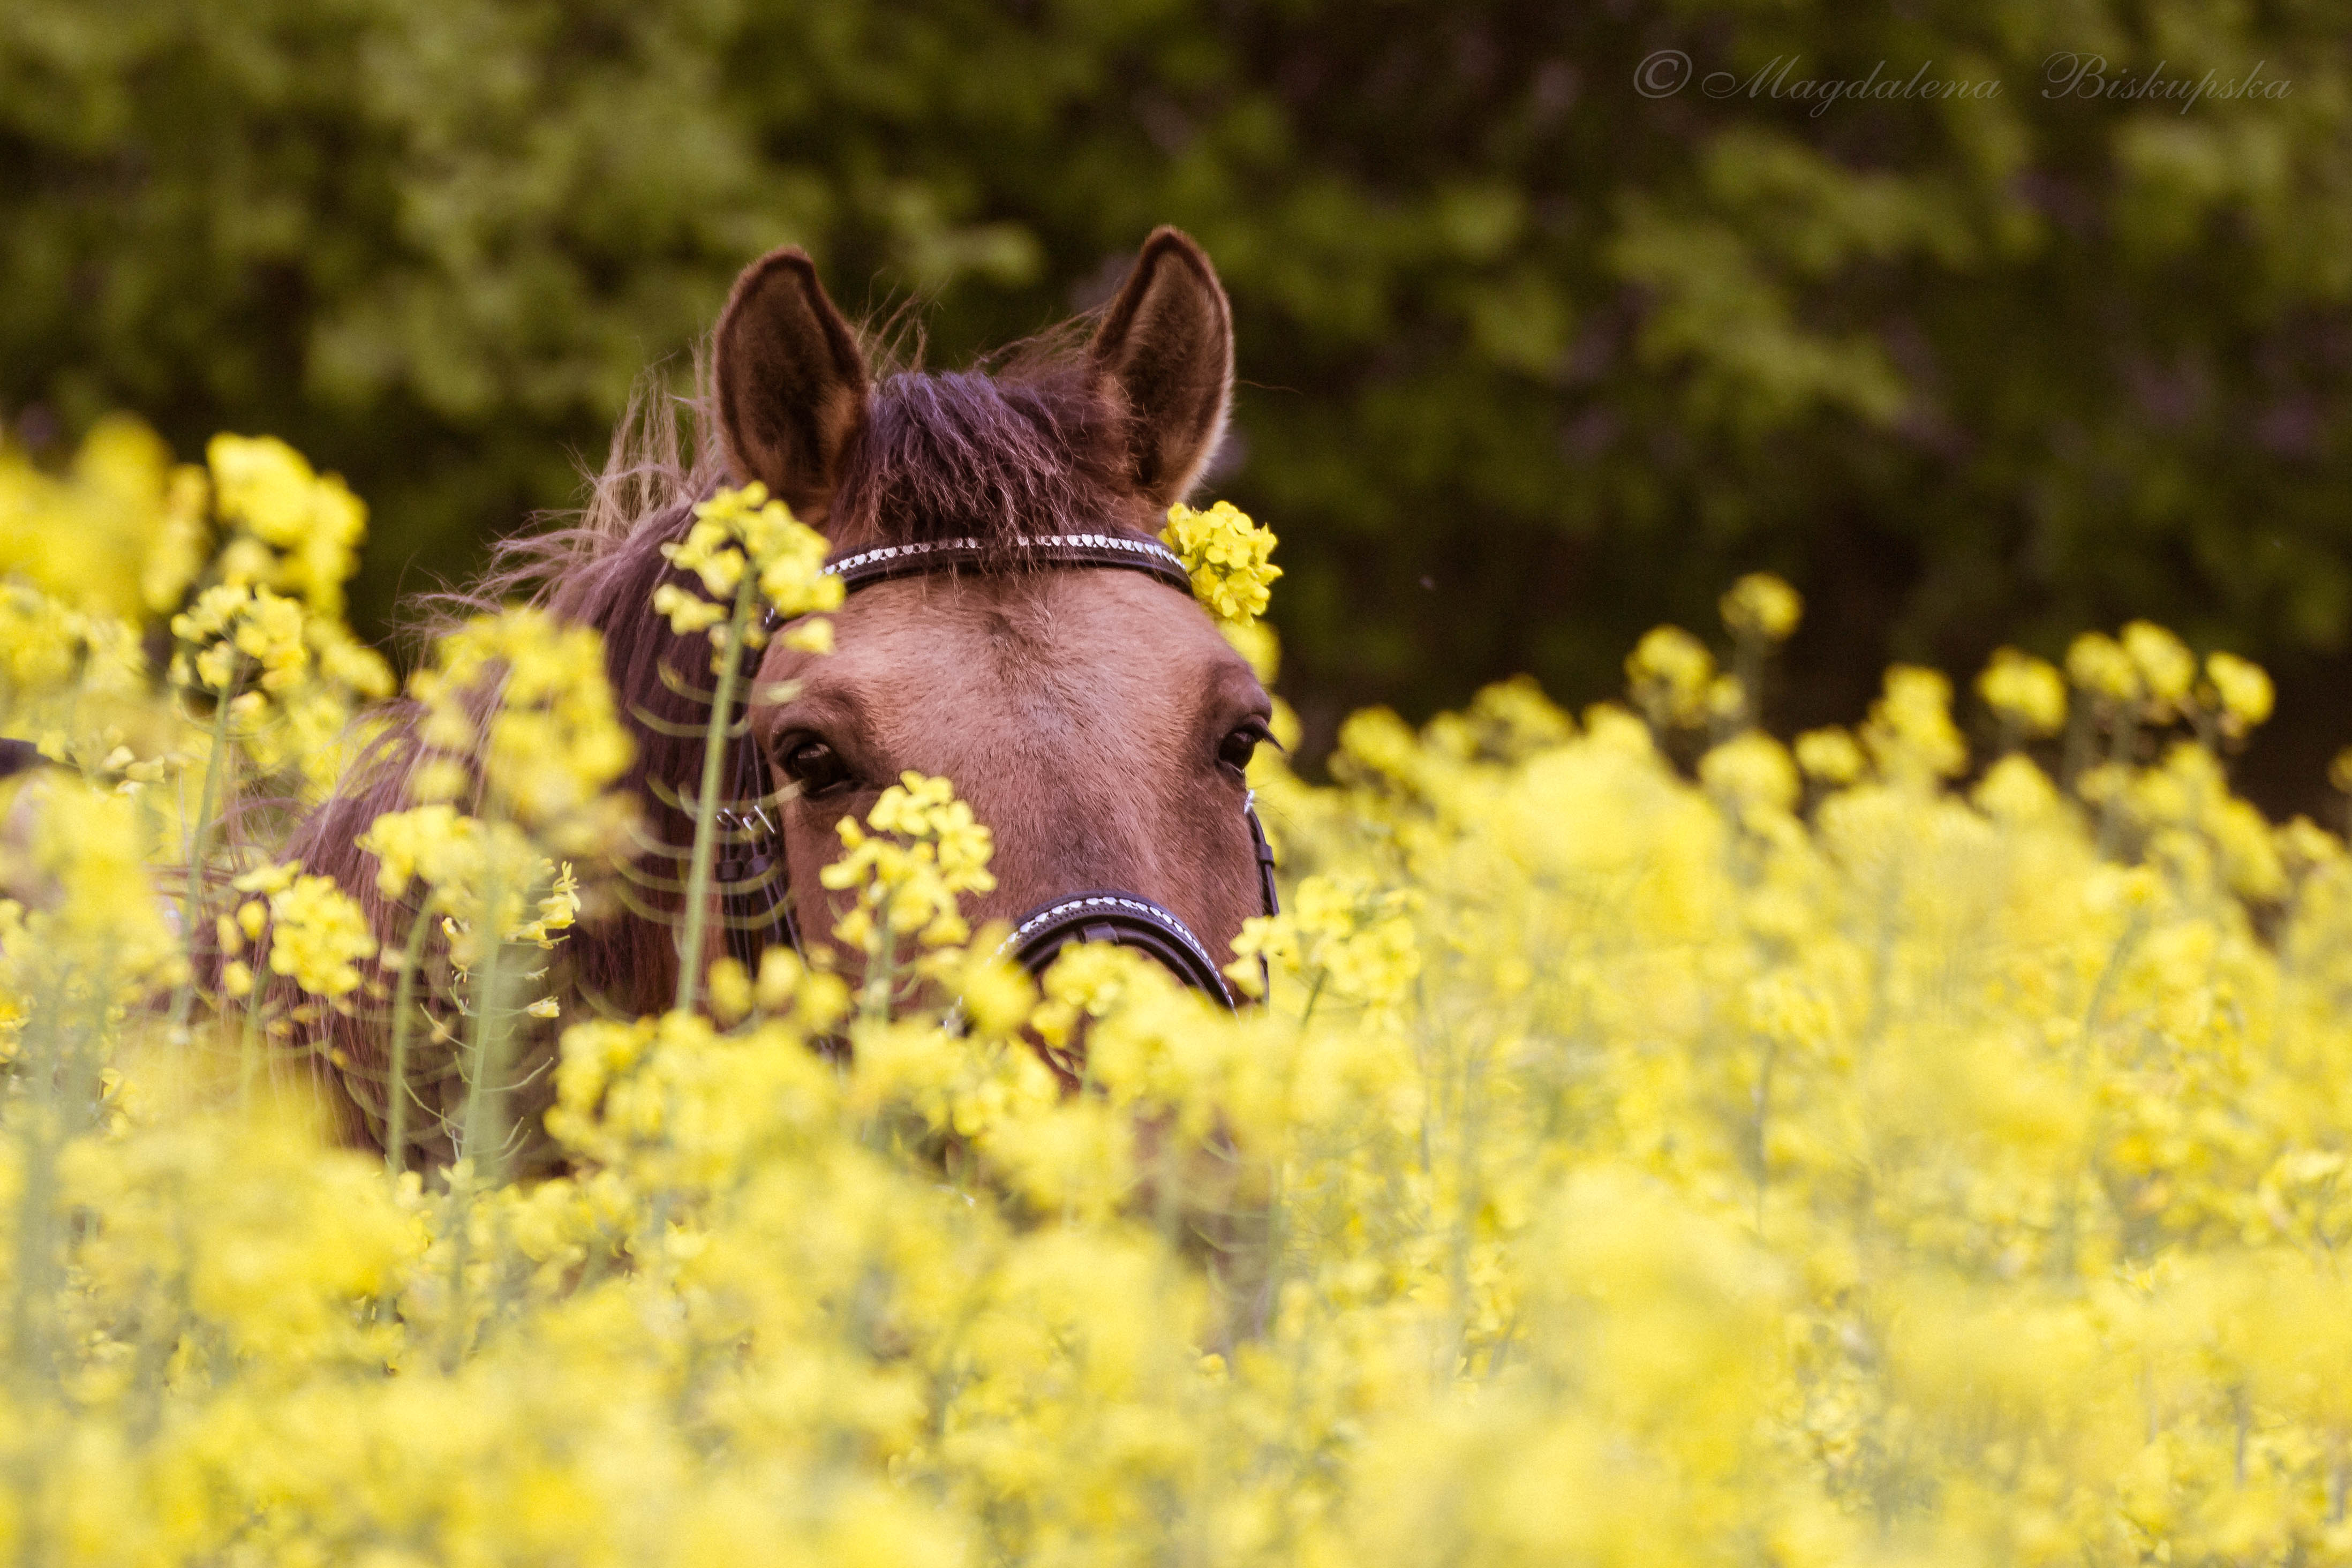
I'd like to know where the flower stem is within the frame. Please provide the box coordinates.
[165,670,240,1036]
[236,938,268,1104]
[456,863,514,1182]
[383,898,435,1177]
[674,573,759,1015]
[440,863,514,1374]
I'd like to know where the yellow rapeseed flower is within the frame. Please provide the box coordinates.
[206,433,370,619]
[2121,619,2196,707]
[820,772,998,955]
[2067,630,2139,701]
[1162,500,1282,626]
[232,861,379,999]
[2203,650,2274,736]
[1793,726,1867,785]
[1719,572,1803,642]
[660,481,843,647]
[1625,624,1715,727]
[1977,647,2068,737]
[406,608,632,855]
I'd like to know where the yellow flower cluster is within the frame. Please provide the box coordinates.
[1699,726,1801,818]
[0,774,183,1024]
[1629,572,1809,735]
[0,580,147,758]
[1979,645,2069,737]
[0,414,208,623]
[1864,664,1968,780]
[204,433,369,620]
[226,861,379,1000]
[168,574,394,796]
[1626,622,1719,726]
[408,607,634,854]
[24,419,2352,1567]
[160,431,388,791]
[1226,873,1421,1007]
[2206,650,2276,734]
[819,771,999,963]
[2068,619,2255,726]
[360,805,580,969]
[1162,499,1281,626]
[655,481,842,652]
[1720,569,1804,642]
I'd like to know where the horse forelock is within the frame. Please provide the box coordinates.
[829,361,1143,557]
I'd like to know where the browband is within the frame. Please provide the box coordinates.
[821,533,1194,597]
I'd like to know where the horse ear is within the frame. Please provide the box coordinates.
[713,246,869,520]
[1089,227,1234,507]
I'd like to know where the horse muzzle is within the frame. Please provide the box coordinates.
[995,793,1280,1009]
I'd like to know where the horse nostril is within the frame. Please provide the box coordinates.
[1002,891,1236,1009]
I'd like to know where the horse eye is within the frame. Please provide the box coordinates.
[778,735,851,796]
[1217,720,1271,777]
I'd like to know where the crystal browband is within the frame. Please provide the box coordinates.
[819,533,1194,597]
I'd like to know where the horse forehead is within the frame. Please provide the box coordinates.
[839,571,1215,727]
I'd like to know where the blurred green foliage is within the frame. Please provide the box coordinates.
[6,1,2352,798]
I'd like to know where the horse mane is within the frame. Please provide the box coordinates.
[284,320,1143,1165]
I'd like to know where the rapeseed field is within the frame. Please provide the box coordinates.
[3,418,2349,1566]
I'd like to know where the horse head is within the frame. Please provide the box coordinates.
[293,231,1276,1165]
[709,229,1275,1004]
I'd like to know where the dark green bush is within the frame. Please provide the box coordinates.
[7,1,2350,802]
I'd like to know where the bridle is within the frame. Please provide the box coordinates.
[710,531,1280,1008]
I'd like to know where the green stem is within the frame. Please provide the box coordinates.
[1248,973,1328,1339]
[7,974,79,1568]
[1731,629,1763,734]
[438,1165,476,1375]
[1753,1036,1780,1239]
[384,899,435,1177]
[165,670,242,1035]
[1296,969,1328,1034]
[236,937,268,1103]
[2093,702,2138,860]
[441,864,514,1374]
[2048,910,2148,1281]
[674,573,759,1015]
[8,982,66,1396]
[456,863,515,1183]
[861,910,900,1028]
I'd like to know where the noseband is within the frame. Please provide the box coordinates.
[712,532,1280,1009]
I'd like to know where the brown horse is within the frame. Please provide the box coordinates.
[291,229,1276,1170]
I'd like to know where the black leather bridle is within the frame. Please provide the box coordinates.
[710,531,1280,1008]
